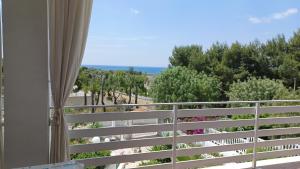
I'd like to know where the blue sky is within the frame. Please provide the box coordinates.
[82,0,300,67]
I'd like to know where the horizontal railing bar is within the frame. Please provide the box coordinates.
[70,134,300,154]
[52,100,300,109]
[70,136,173,153]
[257,127,300,137]
[260,106,300,114]
[177,143,254,156]
[177,130,255,143]
[177,128,300,144]
[176,154,253,169]
[178,107,255,117]
[177,119,255,130]
[175,117,300,131]
[68,123,173,138]
[65,110,172,123]
[77,150,172,166]
[259,116,300,125]
[64,106,300,123]
[66,116,300,137]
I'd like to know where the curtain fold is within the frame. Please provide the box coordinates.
[49,0,93,163]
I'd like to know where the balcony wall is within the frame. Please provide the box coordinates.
[3,0,49,168]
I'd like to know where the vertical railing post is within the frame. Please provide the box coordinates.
[252,102,260,169]
[0,7,3,168]
[172,105,178,169]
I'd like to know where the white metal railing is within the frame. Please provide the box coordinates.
[60,100,300,169]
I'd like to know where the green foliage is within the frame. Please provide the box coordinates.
[246,147,272,154]
[74,67,89,93]
[107,71,127,93]
[150,144,172,151]
[209,152,223,157]
[150,66,222,103]
[69,138,88,145]
[166,46,204,73]
[226,77,300,131]
[140,144,202,166]
[70,136,109,169]
[71,151,111,159]
[148,144,172,163]
[140,160,162,166]
[227,77,289,101]
[71,150,111,169]
[74,67,148,105]
[89,122,103,128]
[176,155,202,162]
[168,30,300,93]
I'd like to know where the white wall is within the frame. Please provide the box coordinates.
[3,0,49,168]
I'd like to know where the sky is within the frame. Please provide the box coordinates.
[82,0,300,67]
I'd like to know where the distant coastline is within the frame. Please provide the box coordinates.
[83,65,167,75]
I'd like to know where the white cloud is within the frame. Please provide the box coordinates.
[130,8,140,15]
[249,17,263,24]
[273,8,298,19]
[249,8,298,24]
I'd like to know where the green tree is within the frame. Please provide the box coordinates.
[227,77,289,101]
[226,77,300,132]
[75,67,92,105]
[107,71,126,104]
[123,68,148,105]
[89,71,101,112]
[125,73,135,104]
[166,30,300,96]
[133,74,147,104]
[150,67,221,103]
[99,71,109,112]
[169,45,209,73]
[278,55,299,87]
[261,34,288,79]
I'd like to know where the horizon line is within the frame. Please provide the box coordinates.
[81,64,168,68]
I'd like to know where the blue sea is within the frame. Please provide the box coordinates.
[83,65,167,75]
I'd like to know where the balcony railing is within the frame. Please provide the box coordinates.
[60,100,300,169]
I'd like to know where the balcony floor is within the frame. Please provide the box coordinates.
[204,156,300,169]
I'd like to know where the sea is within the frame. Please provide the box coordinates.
[83,65,167,75]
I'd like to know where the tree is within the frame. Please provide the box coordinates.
[206,42,228,73]
[133,74,147,104]
[261,34,288,79]
[150,66,221,103]
[99,71,109,112]
[227,77,289,101]
[88,69,101,113]
[125,73,135,104]
[226,77,300,132]
[287,30,300,89]
[278,55,299,87]
[169,45,209,73]
[75,67,91,105]
[107,71,126,104]
[74,67,88,92]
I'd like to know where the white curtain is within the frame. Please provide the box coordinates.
[49,0,93,163]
